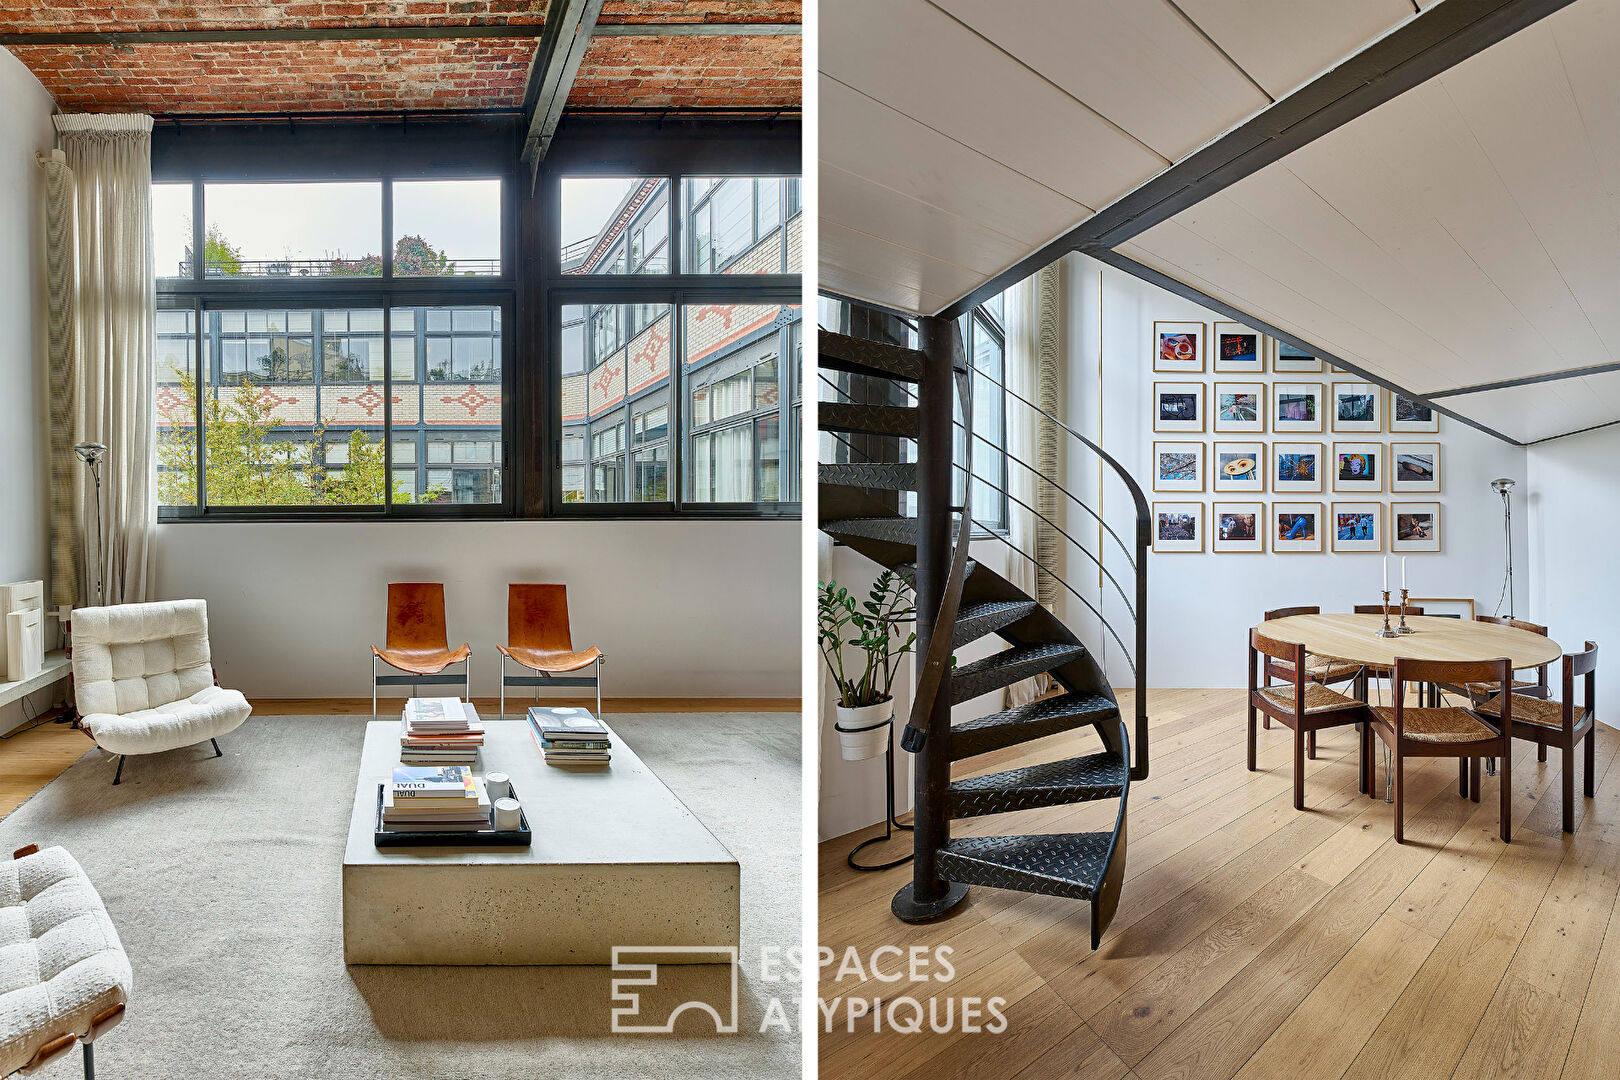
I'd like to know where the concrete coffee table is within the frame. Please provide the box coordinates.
[342,718,739,965]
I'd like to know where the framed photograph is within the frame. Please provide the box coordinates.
[1273,442,1323,493]
[1331,501,1383,553]
[1213,441,1263,493]
[1391,442,1440,493]
[1152,501,1204,553]
[1273,382,1323,433]
[1212,501,1264,553]
[1213,382,1264,433]
[1274,502,1324,553]
[1332,441,1383,493]
[1331,382,1384,433]
[1153,321,1204,374]
[1390,393,1439,433]
[1274,341,1323,373]
[1392,502,1441,553]
[1154,381,1205,433]
[1152,441,1204,492]
[1212,322,1264,373]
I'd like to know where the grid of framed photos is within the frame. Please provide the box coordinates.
[1148,323,1445,555]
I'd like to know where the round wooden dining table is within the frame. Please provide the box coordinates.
[1259,612,1563,670]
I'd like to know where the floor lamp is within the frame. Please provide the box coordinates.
[1492,477,1515,619]
[73,442,107,607]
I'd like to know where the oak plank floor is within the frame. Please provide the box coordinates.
[819,689,1620,1080]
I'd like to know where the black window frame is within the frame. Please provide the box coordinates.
[154,112,802,523]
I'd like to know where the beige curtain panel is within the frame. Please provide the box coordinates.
[53,113,156,606]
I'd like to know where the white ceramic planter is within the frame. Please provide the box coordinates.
[835,699,894,761]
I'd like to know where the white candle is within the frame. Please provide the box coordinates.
[1401,556,1407,591]
[1382,556,1388,592]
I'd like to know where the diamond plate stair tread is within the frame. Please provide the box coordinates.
[896,559,976,582]
[822,516,962,547]
[936,832,1113,900]
[950,642,1089,704]
[952,599,1039,649]
[819,402,920,438]
[948,752,1126,818]
[818,462,919,491]
[820,331,926,383]
[950,692,1121,761]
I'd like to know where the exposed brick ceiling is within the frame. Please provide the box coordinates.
[0,0,799,114]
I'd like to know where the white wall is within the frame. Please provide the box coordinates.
[1527,424,1620,722]
[153,520,798,700]
[0,53,57,734]
[1064,253,1530,688]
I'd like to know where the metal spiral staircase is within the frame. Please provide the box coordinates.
[819,313,1150,948]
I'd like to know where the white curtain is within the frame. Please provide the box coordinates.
[54,114,155,605]
[1003,274,1044,707]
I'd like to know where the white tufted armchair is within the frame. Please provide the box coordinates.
[70,600,250,785]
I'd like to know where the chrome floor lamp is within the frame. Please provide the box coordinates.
[1492,477,1515,618]
[73,442,107,606]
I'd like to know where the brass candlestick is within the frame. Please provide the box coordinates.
[1375,589,1400,637]
[1396,588,1415,634]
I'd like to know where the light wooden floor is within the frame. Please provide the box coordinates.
[0,696,799,821]
[819,688,1620,1080]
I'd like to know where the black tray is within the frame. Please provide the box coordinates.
[373,781,532,848]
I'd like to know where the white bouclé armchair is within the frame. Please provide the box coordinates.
[70,599,250,785]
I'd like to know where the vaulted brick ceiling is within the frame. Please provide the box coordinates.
[0,0,800,114]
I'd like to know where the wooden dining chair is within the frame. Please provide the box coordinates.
[1248,629,1371,811]
[1259,607,1365,752]
[370,582,471,716]
[1475,641,1598,833]
[1367,657,1513,844]
[1456,617,1552,701]
[497,584,605,717]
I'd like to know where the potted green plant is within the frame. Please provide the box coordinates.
[818,572,916,760]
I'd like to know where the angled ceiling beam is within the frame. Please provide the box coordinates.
[0,22,796,46]
[1425,360,1620,398]
[521,0,605,168]
[1091,249,1525,448]
[937,0,1579,320]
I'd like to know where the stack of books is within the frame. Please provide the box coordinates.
[527,706,611,766]
[381,765,491,832]
[400,697,484,767]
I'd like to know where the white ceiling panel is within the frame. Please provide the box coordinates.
[1173,0,1416,99]
[821,221,980,315]
[819,74,1090,248]
[821,0,1166,208]
[928,0,1270,160]
[1436,370,1620,443]
[820,164,1034,278]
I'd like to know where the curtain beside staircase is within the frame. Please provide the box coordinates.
[1003,261,1065,707]
[52,113,156,606]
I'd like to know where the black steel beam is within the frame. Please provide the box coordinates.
[520,0,605,168]
[936,0,1579,320]
[0,22,796,46]
[1092,249,1525,448]
[1425,360,1620,398]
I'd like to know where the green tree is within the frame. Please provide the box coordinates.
[155,365,424,506]
[204,223,244,276]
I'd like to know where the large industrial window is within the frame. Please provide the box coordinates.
[553,171,801,515]
[153,174,510,518]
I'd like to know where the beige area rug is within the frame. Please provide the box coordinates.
[0,713,801,1079]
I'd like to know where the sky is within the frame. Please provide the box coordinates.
[153,176,640,274]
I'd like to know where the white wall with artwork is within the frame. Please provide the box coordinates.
[0,53,61,733]
[1054,253,1531,689]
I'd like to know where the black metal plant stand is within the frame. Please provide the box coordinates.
[841,716,915,871]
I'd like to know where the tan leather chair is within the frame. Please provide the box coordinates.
[498,584,604,717]
[370,583,471,716]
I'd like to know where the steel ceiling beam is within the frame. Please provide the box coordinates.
[0,22,797,46]
[935,0,1581,320]
[520,0,605,168]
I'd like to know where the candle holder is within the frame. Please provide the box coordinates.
[1375,590,1401,638]
[1395,588,1415,634]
